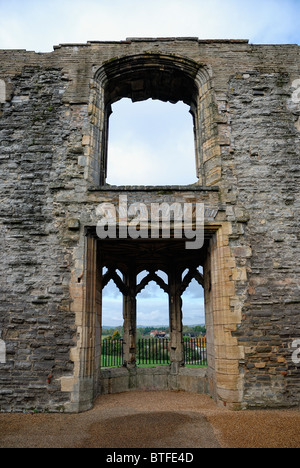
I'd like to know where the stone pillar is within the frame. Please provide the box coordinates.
[123,265,137,368]
[95,250,102,388]
[66,235,102,413]
[169,266,184,373]
[204,226,244,409]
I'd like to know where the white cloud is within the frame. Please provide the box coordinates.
[0,0,299,52]
[107,99,196,185]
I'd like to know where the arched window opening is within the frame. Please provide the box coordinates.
[102,279,123,329]
[182,278,205,326]
[107,98,197,186]
[136,270,169,366]
[101,272,124,368]
[181,267,206,367]
[92,54,218,187]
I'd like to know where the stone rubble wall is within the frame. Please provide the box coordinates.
[0,39,299,411]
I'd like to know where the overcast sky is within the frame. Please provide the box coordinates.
[1,0,298,326]
[107,99,197,186]
[103,274,205,327]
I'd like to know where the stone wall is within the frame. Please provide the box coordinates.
[99,367,209,396]
[0,66,76,411]
[0,38,299,412]
[228,71,300,407]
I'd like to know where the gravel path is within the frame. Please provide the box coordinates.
[0,391,299,448]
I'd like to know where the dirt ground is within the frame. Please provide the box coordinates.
[0,391,299,449]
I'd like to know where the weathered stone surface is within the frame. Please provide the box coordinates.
[99,366,208,396]
[0,38,299,412]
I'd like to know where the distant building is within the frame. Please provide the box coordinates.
[150,330,167,339]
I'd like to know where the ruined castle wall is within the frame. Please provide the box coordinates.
[228,71,300,407]
[0,66,76,410]
[0,39,299,411]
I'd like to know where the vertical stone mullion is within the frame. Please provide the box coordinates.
[123,265,137,368]
[169,264,184,373]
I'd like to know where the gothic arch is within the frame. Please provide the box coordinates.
[88,54,219,186]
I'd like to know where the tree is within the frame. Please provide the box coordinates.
[112,330,121,340]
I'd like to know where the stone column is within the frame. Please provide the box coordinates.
[69,235,102,412]
[169,266,184,373]
[123,265,137,368]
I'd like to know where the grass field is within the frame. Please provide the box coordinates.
[101,338,207,368]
